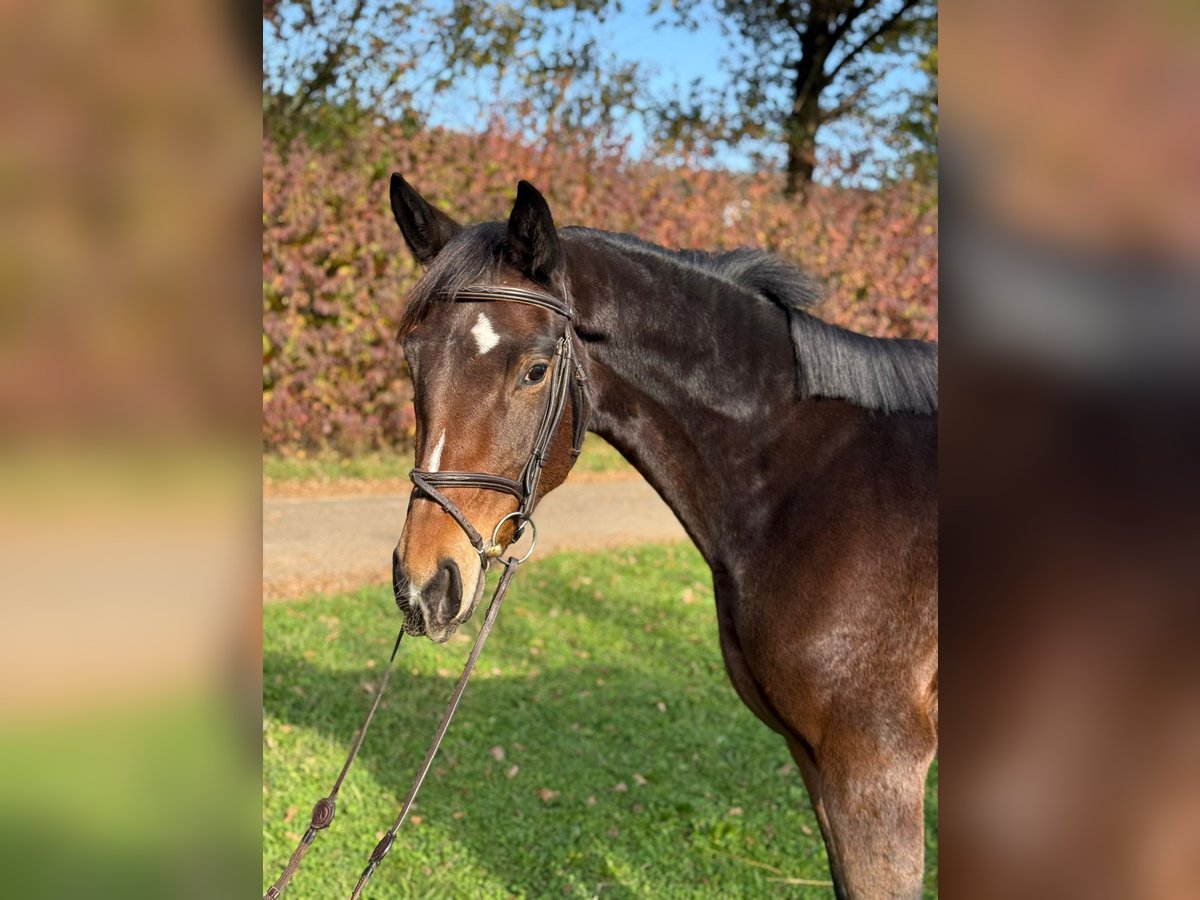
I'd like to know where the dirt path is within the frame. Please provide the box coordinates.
[263,477,688,600]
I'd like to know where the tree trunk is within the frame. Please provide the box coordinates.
[785,95,821,196]
[785,52,826,197]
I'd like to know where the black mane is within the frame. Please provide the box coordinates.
[398,223,937,415]
[571,228,937,415]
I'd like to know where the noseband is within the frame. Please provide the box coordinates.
[407,284,591,562]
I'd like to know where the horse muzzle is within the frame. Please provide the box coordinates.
[393,547,483,642]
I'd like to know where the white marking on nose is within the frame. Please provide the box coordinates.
[470,312,500,355]
[427,430,445,472]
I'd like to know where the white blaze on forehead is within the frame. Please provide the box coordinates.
[427,430,445,473]
[470,312,500,355]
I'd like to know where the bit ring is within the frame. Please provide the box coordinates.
[488,512,537,563]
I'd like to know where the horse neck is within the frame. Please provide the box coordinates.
[565,237,811,563]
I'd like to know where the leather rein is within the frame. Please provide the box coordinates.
[265,284,590,899]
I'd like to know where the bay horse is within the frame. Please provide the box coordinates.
[389,175,938,899]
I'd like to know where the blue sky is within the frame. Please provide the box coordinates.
[603,2,731,93]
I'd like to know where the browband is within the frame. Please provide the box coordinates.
[449,285,573,319]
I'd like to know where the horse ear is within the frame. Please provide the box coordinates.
[506,180,560,282]
[390,173,461,265]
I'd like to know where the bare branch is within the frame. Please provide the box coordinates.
[826,0,919,82]
[824,73,882,119]
[829,0,882,46]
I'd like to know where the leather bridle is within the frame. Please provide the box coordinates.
[264,283,590,899]
[407,284,591,565]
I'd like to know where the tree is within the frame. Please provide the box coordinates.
[263,0,434,147]
[886,41,938,186]
[263,1,935,191]
[660,0,936,194]
[263,0,641,151]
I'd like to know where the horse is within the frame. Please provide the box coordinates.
[388,175,938,899]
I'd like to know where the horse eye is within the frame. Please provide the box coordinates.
[524,363,548,384]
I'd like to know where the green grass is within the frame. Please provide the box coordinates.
[264,544,938,897]
[568,434,633,476]
[263,448,411,482]
[264,435,633,483]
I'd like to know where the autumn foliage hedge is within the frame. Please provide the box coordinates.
[263,124,937,454]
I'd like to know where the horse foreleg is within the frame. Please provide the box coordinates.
[787,736,850,900]
[815,708,937,900]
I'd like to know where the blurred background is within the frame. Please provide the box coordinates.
[1,0,1198,896]
[941,4,1200,899]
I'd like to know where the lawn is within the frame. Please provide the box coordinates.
[263,435,633,485]
[264,544,938,897]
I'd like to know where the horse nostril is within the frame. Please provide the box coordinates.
[438,558,462,618]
